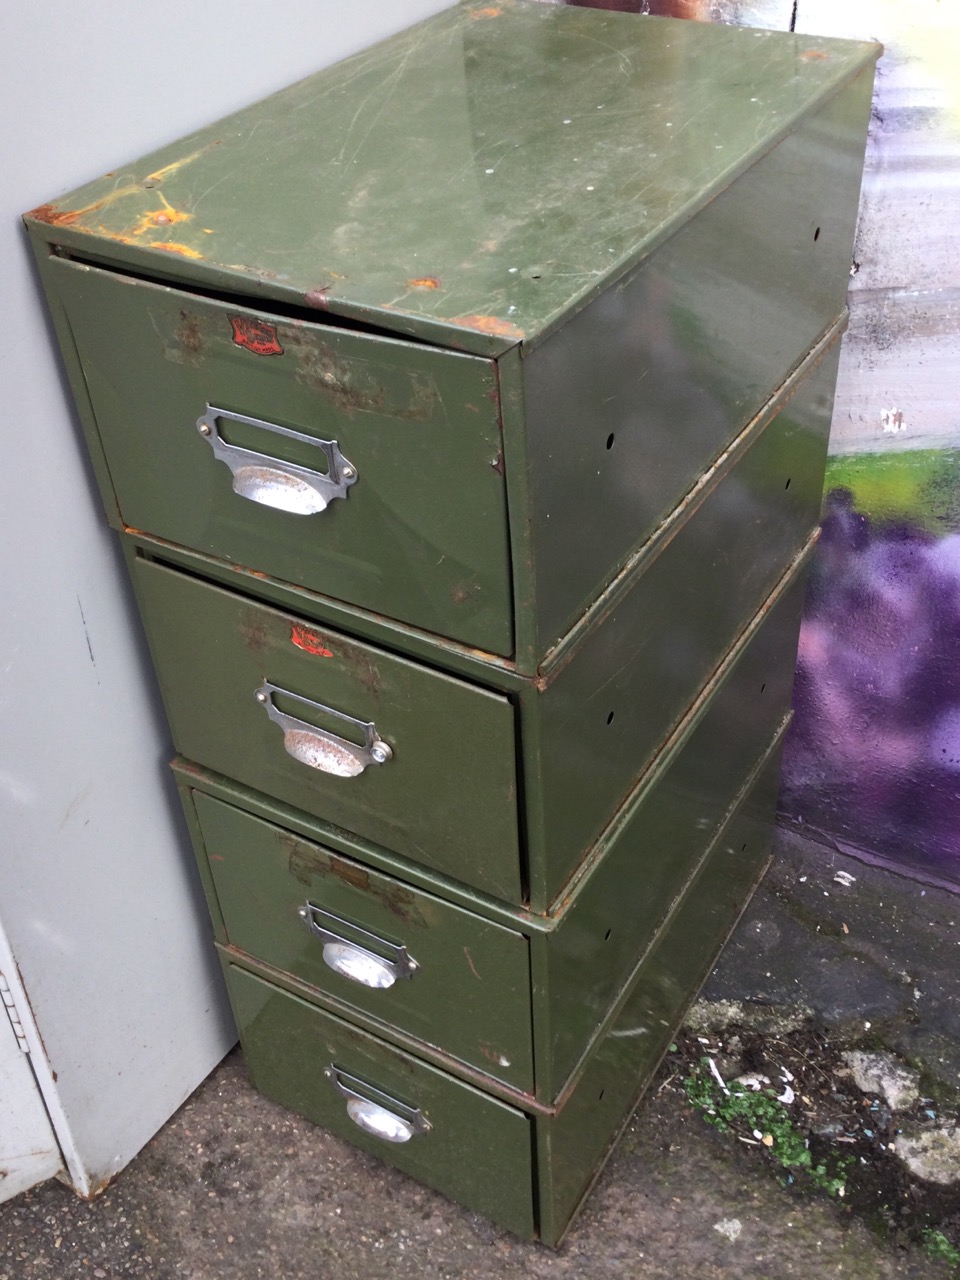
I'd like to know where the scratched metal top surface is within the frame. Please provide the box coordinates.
[26,0,879,356]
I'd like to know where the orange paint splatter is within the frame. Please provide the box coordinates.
[131,196,192,237]
[407,276,441,290]
[147,241,203,259]
[291,624,334,657]
[453,314,524,339]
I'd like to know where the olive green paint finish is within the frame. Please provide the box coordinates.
[535,749,782,1246]
[24,0,879,1241]
[524,333,840,907]
[25,3,878,357]
[531,572,806,1098]
[130,558,522,901]
[170,562,797,1107]
[191,791,534,1091]
[221,741,780,1245]
[519,66,873,650]
[225,964,536,1240]
[48,255,512,655]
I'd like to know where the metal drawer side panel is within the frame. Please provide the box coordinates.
[226,963,536,1240]
[130,557,523,902]
[536,745,784,1247]
[519,67,874,654]
[532,569,807,1099]
[524,337,840,905]
[190,791,533,1092]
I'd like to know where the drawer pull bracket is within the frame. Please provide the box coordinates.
[197,404,357,515]
[299,903,418,988]
[255,682,392,777]
[325,1066,431,1144]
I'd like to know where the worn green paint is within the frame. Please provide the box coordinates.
[226,963,536,1239]
[515,59,873,651]
[192,791,534,1091]
[535,747,783,1246]
[26,2,877,359]
[172,564,801,1107]
[530,579,805,1098]
[49,254,514,655]
[131,557,522,901]
[222,740,781,1244]
[524,334,840,907]
[26,0,880,1242]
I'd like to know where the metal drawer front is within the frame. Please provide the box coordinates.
[50,256,513,655]
[132,557,522,901]
[226,964,535,1240]
[192,791,533,1091]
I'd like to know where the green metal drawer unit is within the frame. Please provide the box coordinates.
[26,0,878,1244]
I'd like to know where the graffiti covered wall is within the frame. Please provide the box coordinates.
[781,0,960,887]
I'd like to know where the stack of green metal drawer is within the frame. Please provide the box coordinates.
[26,0,878,1243]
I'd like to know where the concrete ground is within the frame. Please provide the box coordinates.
[1,829,956,1280]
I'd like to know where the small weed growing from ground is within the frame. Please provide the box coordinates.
[922,1229,960,1270]
[683,1056,851,1196]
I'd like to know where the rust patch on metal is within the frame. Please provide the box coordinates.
[452,584,473,606]
[345,648,383,699]
[801,49,830,60]
[286,329,387,415]
[174,310,205,365]
[453,315,524,340]
[284,838,338,887]
[291,624,334,657]
[137,239,202,258]
[469,6,503,18]
[26,202,84,227]
[131,198,192,237]
[282,835,425,923]
[239,611,268,656]
[305,287,330,309]
[407,277,441,290]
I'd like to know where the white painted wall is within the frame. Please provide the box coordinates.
[0,0,452,1200]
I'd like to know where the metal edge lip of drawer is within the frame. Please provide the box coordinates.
[131,555,523,904]
[47,253,514,657]
[191,788,534,1094]
[224,962,537,1242]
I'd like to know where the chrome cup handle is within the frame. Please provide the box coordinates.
[197,405,357,515]
[255,682,392,778]
[325,1067,431,1144]
[299,903,418,989]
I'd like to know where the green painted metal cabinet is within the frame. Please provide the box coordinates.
[26,0,878,1244]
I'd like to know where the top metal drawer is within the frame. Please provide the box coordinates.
[49,255,513,655]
